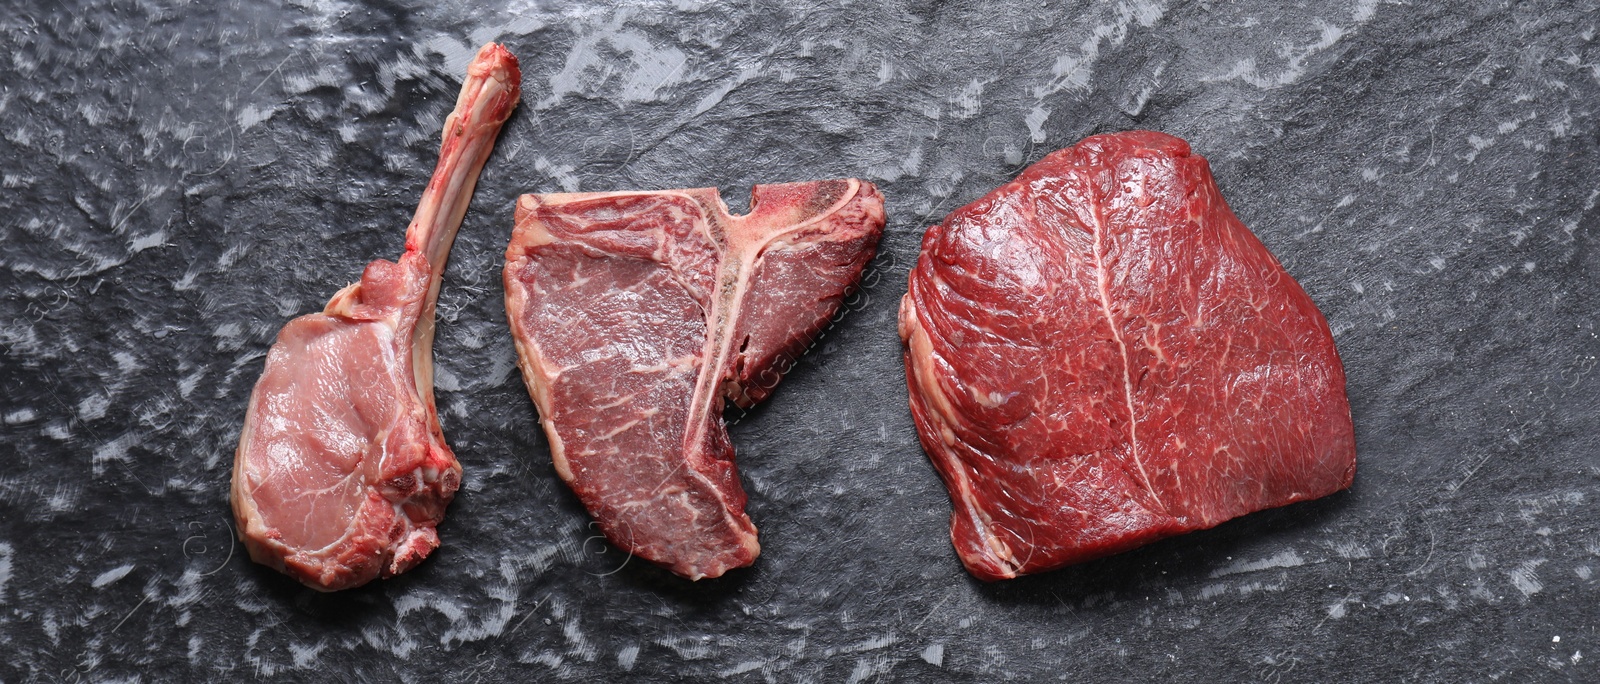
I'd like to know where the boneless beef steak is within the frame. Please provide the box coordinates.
[899,131,1355,580]
[231,44,520,591]
[504,181,884,579]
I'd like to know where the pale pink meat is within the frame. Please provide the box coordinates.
[231,44,520,591]
[504,181,885,579]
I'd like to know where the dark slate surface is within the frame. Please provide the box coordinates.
[2,0,1598,681]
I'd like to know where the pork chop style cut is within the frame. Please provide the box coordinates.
[505,180,885,580]
[231,44,520,591]
[900,131,1356,581]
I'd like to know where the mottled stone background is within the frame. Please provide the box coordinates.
[3,0,1599,681]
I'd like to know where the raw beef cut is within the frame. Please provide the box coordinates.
[899,131,1355,581]
[231,44,520,591]
[504,180,884,579]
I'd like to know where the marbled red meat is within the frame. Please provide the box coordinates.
[504,181,884,579]
[899,131,1356,581]
[230,44,520,591]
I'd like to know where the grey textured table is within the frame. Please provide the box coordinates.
[3,1,1598,681]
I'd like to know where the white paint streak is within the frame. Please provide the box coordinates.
[93,432,141,473]
[718,659,771,677]
[433,365,461,392]
[1326,600,1348,619]
[92,563,135,588]
[542,14,690,108]
[850,633,897,651]
[535,156,581,193]
[1510,559,1546,597]
[470,15,546,50]
[1034,1,1167,98]
[950,78,989,119]
[876,58,894,85]
[617,644,640,671]
[1203,19,1346,89]
[425,35,480,78]
[1353,0,1382,21]
[79,394,111,421]
[1025,105,1051,144]
[236,103,279,132]
[693,64,761,116]
[289,640,326,668]
[867,144,923,183]
[1210,550,1306,578]
[0,543,11,603]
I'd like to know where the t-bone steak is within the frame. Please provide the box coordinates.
[504,180,885,579]
[231,44,520,591]
[899,131,1355,581]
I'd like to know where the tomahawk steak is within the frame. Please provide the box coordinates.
[231,43,520,591]
[504,180,885,579]
[900,131,1355,580]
